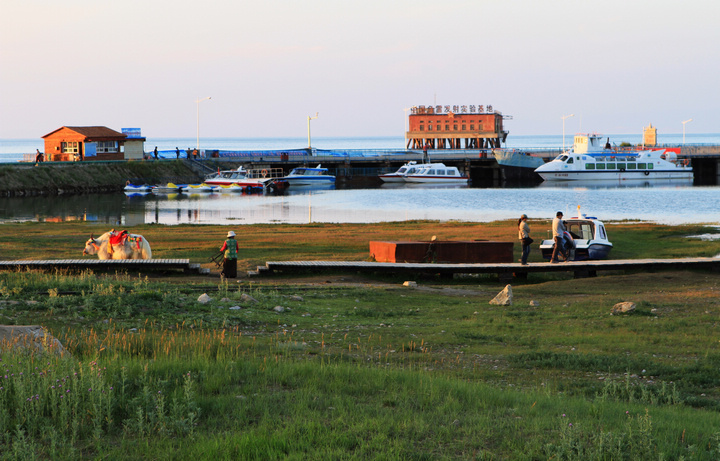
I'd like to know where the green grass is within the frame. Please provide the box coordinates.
[2,262,720,458]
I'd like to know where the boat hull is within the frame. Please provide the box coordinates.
[403,176,468,184]
[537,170,694,181]
[284,177,336,187]
[540,240,613,261]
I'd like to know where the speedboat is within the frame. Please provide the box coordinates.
[402,163,469,184]
[180,183,214,193]
[282,164,335,186]
[152,183,183,193]
[539,214,613,261]
[379,161,432,183]
[124,183,153,193]
[204,166,287,189]
[535,134,693,181]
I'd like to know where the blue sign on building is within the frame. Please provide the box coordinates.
[122,128,142,138]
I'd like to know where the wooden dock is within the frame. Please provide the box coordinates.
[0,259,209,275]
[251,257,720,281]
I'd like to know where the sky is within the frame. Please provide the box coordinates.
[1,0,718,140]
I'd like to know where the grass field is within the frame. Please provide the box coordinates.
[1,220,720,459]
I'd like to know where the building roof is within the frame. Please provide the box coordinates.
[42,126,127,139]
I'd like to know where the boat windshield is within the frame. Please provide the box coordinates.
[566,221,595,240]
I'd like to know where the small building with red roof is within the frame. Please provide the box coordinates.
[42,126,146,161]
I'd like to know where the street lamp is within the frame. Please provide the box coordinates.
[196,96,211,150]
[307,112,319,151]
[561,113,575,152]
[682,118,693,144]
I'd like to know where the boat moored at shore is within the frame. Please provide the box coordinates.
[282,165,336,187]
[535,134,693,181]
[540,214,613,261]
[402,163,469,184]
[379,161,432,183]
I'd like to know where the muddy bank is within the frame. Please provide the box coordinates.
[0,161,203,197]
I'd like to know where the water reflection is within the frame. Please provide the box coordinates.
[537,178,694,189]
[1,183,718,226]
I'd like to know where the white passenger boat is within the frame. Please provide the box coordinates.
[282,165,336,186]
[379,161,432,183]
[535,134,693,181]
[539,214,613,261]
[402,163,469,184]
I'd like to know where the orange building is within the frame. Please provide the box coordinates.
[42,126,145,162]
[406,104,509,150]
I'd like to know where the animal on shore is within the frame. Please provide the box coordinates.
[83,230,152,260]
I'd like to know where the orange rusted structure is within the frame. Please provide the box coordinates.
[370,240,514,264]
[406,104,509,150]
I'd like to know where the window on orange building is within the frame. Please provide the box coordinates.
[462,124,466,130]
[453,125,458,130]
[61,142,78,153]
[445,125,449,131]
[470,124,475,130]
[428,124,433,131]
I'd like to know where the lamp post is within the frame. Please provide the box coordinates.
[196,96,211,150]
[682,118,693,144]
[561,113,575,152]
[307,112,319,151]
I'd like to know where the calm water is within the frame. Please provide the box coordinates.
[1,135,719,227]
[1,182,718,226]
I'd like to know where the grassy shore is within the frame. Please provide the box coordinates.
[1,220,720,459]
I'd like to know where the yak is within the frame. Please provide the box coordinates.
[83,230,152,260]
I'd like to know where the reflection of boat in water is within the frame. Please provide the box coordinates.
[285,183,335,194]
[540,215,613,261]
[538,178,694,189]
[403,163,469,184]
[282,165,336,187]
[535,133,693,181]
[210,184,247,193]
[379,161,432,183]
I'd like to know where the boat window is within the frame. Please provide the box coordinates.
[438,169,446,175]
[556,155,568,161]
[606,163,615,169]
[428,169,436,175]
[647,163,653,170]
[638,163,646,169]
[616,163,626,169]
[598,226,606,239]
[397,167,407,174]
[626,164,636,170]
[566,157,574,164]
[627,157,636,162]
[585,164,595,170]
[596,163,605,170]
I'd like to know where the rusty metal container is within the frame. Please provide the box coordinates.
[369,240,513,263]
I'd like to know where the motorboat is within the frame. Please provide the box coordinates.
[492,149,546,169]
[379,161,432,183]
[539,214,613,261]
[282,164,336,186]
[210,184,246,193]
[535,134,693,181]
[402,163,469,184]
[204,166,287,189]
[152,183,183,193]
[123,183,153,193]
[180,183,214,193]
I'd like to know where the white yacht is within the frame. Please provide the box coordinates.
[402,163,469,184]
[535,134,693,181]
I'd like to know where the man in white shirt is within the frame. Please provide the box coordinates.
[551,211,568,263]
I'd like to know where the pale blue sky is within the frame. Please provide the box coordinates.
[2,0,718,139]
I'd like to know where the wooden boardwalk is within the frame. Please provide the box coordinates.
[252,257,720,281]
[0,259,209,274]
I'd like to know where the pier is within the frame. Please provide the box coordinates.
[251,257,720,282]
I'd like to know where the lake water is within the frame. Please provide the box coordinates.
[1,135,718,227]
[1,181,718,227]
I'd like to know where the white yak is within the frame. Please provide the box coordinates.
[83,230,152,260]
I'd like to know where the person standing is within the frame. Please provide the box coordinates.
[518,214,532,265]
[219,231,239,278]
[153,146,158,159]
[551,211,568,263]
[175,147,180,159]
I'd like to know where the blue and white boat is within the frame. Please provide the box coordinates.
[539,214,613,261]
[282,164,336,187]
[402,163,469,184]
[124,183,153,193]
[535,133,693,181]
[379,161,433,183]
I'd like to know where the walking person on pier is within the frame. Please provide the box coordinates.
[518,214,532,265]
[551,211,568,263]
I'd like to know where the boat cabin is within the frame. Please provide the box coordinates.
[572,134,607,154]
